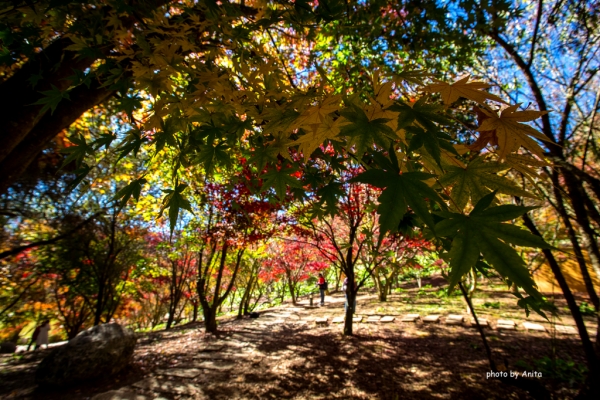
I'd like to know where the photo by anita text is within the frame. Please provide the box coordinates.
[486,370,542,379]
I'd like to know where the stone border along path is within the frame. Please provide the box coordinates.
[86,301,583,400]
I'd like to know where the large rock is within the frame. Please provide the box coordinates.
[0,341,17,353]
[35,323,137,387]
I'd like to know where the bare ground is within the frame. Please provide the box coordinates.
[0,279,596,400]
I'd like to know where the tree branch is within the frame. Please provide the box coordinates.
[0,211,102,260]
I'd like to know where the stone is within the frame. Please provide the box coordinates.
[132,377,206,397]
[200,344,224,352]
[401,314,420,322]
[195,360,235,371]
[0,342,17,354]
[497,320,516,330]
[380,316,395,323]
[470,318,489,327]
[91,390,151,400]
[522,322,546,332]
[155,368,202,378]
[332,317,344,323]
[422,315,440,323]
[194,352,231,361]
[352,316,362,323]
[315,317,328,325]
[555,325,578,335]
[497,319,515,326]
[36,323,136,387]
[366,316,381,323]
[445,315,464,325]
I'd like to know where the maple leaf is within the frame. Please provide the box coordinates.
[291,116,345,162]
[32,84,71,115]
[293,95,342,127]
[261,106,301,135]
[477,105,551,160]
[504,153,549,182]
[161,183,194,235]
[260,168,303,199]
[388,98,452,132]
[439,157,536,211]
[114,178,147,208]
[467,106,498,151]
[393,70,434,86]
[317,182,344,216]
[249,144,278,171]
[196,142,231,175]
[60,134,94,169]
[364,102,401,134]
[351,169,444,243]
[373,80,395,107]
[265,133,294,162]
[435,192,551,300]
[338,104,396,156]
[421,76,506,106]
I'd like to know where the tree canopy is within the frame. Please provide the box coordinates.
[1,0,600,394]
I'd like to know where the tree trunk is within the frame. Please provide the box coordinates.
[204,307,218,334]
[343,289,356,336]
[94,281,105,326]
[192,302,198,322]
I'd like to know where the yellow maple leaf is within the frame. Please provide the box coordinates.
[374,81,395,107]
[421,76,507,105]
[291,116,346,161]
[364,102,400,137]
[504,153,549,183]
[478,105,551,160]
[293,95,342,128]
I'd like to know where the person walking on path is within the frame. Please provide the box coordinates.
[26,324,41,351]
[317,273,327,306]
[35,320,50,350]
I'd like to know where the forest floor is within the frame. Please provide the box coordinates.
[0,277,596,400]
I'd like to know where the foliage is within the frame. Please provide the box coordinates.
[0,0,564,341]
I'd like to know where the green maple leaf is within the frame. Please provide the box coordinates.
[60,134,94,169]
[196,142,231,174]
[92,133,117,150]
[338,104,396,156]
[67,163,92,190]
[32,84,70,115]
[388,98,452,132]
[117,130,148,162]
[161,183,193,235]
[351,169,444,243]
[260,168,303,199]
[249,145,278,171]
[435,192,551,299]
[406,126,443,166]
[439,157,536,210]
[114,178,147,208]
[317,181,344,216]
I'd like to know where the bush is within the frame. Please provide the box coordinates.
[579,301,596,316]
[516,357,586,387]
[483,301,501,309]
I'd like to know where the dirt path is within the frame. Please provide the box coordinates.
[0,283,595,399]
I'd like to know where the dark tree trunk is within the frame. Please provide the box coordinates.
[93,281,105,326]
[203,307,218,334]
[192,302,198,322]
